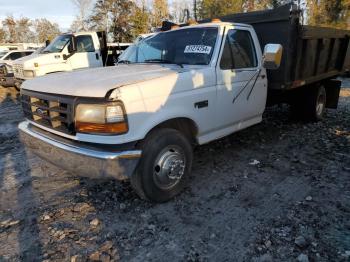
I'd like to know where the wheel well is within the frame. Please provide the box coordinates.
[147,118,199,145]
[45,71,64,75]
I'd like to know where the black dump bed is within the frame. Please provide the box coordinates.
[213,4,350,90]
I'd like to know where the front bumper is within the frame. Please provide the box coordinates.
[0,73,15,87]
[14,78,24,89]
[18,121,141,180]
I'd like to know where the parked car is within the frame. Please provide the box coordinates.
[0,50,35,88]
[18,4,349,202]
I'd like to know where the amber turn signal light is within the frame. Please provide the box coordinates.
[76,121,128,134]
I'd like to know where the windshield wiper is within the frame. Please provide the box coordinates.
[144,59,172,64]
[144,59,184,68]
[117,60,132,65]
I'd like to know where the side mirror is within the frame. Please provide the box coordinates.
[67,36,77,53]
[45,39,51,47]
[262,44,283,70]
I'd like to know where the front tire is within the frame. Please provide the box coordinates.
[131,128,193,202]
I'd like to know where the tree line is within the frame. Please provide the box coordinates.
[0,0,349,44]
[0,17,60,43]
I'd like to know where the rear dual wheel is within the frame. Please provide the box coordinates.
[291,85,327,121]
[130,128,193,203]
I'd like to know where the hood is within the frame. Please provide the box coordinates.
[16,52,63,67]
[22,64,186,97]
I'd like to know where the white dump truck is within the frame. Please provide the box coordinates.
[12,31,130,89]
[18,5,349,202]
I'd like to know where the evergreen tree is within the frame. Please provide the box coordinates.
[89,0,135,42]
[131,2,150,37]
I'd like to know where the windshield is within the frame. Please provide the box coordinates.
[0,51,8,59]
[42,34,71,53]
[119,27,218,66]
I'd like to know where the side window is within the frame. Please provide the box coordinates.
[8,52,22,60]
[23,51,33,56]
[220,29,257,70]
[76,35,95,52]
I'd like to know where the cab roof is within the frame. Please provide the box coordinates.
[167,21,253,32]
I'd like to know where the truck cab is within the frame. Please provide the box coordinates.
[18,22,282,202]
[13,31,105,88]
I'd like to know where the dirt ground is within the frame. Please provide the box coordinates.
[0,80,349,262]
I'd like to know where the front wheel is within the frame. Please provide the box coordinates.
[130,128,193,202]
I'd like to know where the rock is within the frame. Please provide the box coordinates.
[89,251,100,261]
[342,251,350,258]
[249,160,261,166]
[71,255,83,262]
[100,253,111,262]
[141,238,152,246]
[297,253,309,262]
[58,233,66,240]
[100,241,113,252]
[265,240,272,248]
[295,236,308,248]
[119,203,126,210]
[258,253,273,262]
[305,196,313,201]
[0,219,20,228]
[73,202,91,212]
[43,215,51,221]
[90,218,100,227]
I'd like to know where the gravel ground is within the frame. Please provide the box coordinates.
[0,80,349,262]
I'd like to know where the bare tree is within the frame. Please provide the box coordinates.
[2,16,17,43]
[17,17,35,43]
[33,19,61,42]
[170,0,193,23]
[0,27,5,43]
[71,0,92,31]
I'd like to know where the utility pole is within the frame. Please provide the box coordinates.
[193,0,197,21]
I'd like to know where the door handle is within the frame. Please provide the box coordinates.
[95,53,99,60]
[194,100,208,109]
[261,75,266,79]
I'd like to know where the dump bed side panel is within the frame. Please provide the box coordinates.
[293,26,350,87]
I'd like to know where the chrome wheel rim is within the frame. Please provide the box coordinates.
[316,92,326,117]
[153,145,186,190]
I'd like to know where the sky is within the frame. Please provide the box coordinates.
[0,0,170,30]
[0,0,188,31]
[0,0,81,30]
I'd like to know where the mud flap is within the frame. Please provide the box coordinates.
[325,80,341,109]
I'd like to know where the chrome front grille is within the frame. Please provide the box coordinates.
[13,64,24,78]
[21,91,75,135]
[0,65,6,76]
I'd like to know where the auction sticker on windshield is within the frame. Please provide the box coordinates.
[184,45,212,54]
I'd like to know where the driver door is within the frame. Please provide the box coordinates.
[215,26,267,131]
[69,35,102,69]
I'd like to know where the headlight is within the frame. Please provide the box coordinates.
[5,65,13,74]
[75,103,128,135]
[23,70,35,78]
